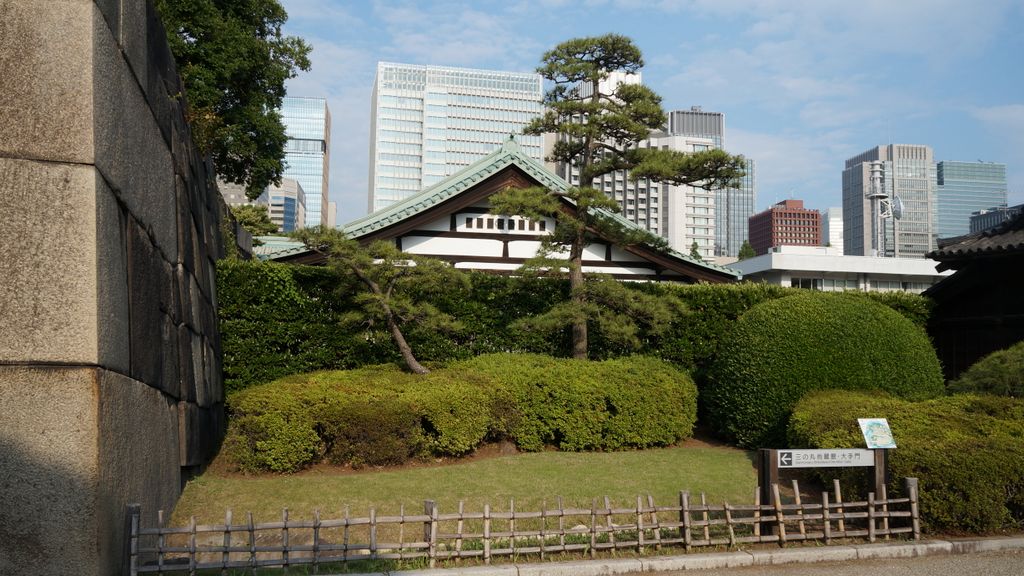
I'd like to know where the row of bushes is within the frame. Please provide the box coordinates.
[217,260,933,392]
[789,390,1024,533]
[225,354,698,472]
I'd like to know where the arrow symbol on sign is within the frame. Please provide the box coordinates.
[780,452,792,467]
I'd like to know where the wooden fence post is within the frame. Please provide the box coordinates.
[124,503,141,576]
[681,491,691,551]
[223,509,233,572]
[867,493,876,543]
[483,503,491,564]
[822,491,831,544]
[792,479,806,538]
[905,477,920,540]
[282,508,289,567]
[772,483,787,546]
[833,479,845,534]
[426,501,438,568]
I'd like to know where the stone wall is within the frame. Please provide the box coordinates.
[0,1,226,574]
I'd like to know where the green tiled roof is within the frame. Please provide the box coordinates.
[343,137,565,238]
[341,137,738,279]
[252,236,308,260]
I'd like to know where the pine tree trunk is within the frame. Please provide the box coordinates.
[569,240,588,360]
[387,313,429,374]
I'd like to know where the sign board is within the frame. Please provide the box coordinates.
[859,418,896,449]
[777,449,875,468]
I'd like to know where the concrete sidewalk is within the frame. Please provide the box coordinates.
[334,536,1024,576]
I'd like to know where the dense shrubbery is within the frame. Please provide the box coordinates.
[218,259,934,392]
[789,390,1024,533]
[460,354,698,451]
[949,339,1024,397]
[704,292,944,448]
[224,354,697,473]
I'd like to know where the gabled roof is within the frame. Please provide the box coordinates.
[343,137,738,281]
[928,211,1024,271]
[344,138,566,238]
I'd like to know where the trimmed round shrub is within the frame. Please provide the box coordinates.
[949,339,1024,397]
[789,390,1024,533]
[457,354,698,452]
[224,412,322,473]
[704,292,944,448]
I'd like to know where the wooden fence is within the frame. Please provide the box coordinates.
[128,477,920,575]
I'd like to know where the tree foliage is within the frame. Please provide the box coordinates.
[491,34,746,358]
[292,227,469,374]
[155,0,311,198]
[689,241,703,262]
[231,204,279,237]
[737,240,756,260]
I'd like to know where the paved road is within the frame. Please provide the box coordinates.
[647,549,1024,576]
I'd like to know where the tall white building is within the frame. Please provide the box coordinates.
[823,207,843,253]
[550,76,749,260]
[368,62,544,212]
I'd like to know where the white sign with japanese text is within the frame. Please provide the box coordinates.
[777,449,875,468]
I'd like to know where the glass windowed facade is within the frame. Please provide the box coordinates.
[257,178,306,233]
[556,98,756,260]
[369,62,544,212]
[281,97,330,227]
[842,145,936,258]
[936,161,1007,239]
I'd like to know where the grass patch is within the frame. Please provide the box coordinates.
[172,443,756,525]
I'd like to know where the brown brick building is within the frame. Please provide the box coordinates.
[748,199,822,255]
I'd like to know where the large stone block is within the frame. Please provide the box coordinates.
[92,5,178,263]
[96,176,132,375]
[0,159,128,371]
[96,369,180,574]
[0,366,101,576]
[0,0,94,164]
[127,218,162,385]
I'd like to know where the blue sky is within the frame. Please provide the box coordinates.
[279,0,1024,224]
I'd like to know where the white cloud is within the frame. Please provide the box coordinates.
[729,127,851,211]
[972,104,1024,204]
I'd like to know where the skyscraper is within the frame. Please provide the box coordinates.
[257,178,306,232]
[281,96,330,227]
[656,107,756,258]
[936,160,1007,239]
[368,62,544,212]
[842,144,936,258]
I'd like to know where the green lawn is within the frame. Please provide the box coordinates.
[171,443,757,525]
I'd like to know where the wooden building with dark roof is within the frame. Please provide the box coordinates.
[925,211,1024,380]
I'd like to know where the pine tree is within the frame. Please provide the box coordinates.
[293,227,468,374]
[491,34,745,359]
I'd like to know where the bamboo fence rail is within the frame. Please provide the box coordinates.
[128,477,920,575]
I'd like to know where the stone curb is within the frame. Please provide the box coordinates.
[330,536,1024,576]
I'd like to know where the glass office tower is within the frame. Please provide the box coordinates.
[842,144,936,258]
[936,160,1007,239]
[368,62,543,212]
[281,96,330,227]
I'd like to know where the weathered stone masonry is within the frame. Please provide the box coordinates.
[0,2,228,574]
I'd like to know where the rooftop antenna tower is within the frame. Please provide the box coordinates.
[866,159,903,257]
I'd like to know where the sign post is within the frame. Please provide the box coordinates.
[757,447,889,534]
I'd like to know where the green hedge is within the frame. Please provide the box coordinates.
[459,354,698,452]
[704,292,944,448]
[949,339,1024,397]
[224,354,697,473]
[217,260,936,392]
[789,390,1024,533]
